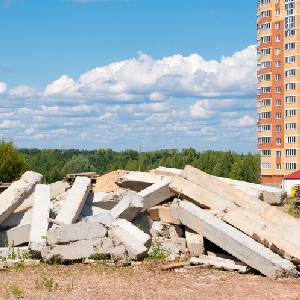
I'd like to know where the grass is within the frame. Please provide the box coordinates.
[3,284,24,299]
[35,276,59,293]
[287,196,300,218]
[146,243,170,260]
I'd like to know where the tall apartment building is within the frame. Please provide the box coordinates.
[257,0,299,185]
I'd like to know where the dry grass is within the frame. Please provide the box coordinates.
[0,262,300,299]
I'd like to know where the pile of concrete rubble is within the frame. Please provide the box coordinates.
[0,165,299,279]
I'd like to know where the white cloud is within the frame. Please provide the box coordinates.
[0,82,7,94]
[232,115,257,127]
[42,45,256,101]
[0,119,20,129]
[10,85,36,98]
[189,100,215,119]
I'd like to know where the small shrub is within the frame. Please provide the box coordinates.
[4,284,24,299]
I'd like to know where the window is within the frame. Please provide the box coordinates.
[259,98,272,107]
[261,35,272,44]
[276,164,282,170]
[285,109,296,117]
[286,136,296,144]
[261,61,272,69]
[276,112,281,119]
[285,96,296,103]
[258,111,272,119]
[276,99,281,106]
[276,87,282,93]
[275,74,281,81]
[285,82,296,90]
[275,48,281,55]
[261,48,271,56]
[285,149,297,157]
[275,35,281,42]
[286,163,297,170]
[275,61,281,67]
[285,42,296,51]
[276,125,281,132]
[261,162,272,169]
[275,9,280,16]
[285,122,296,130]
[285,56,296,64]
[258,137,272,144]
[276,151,282,158]
[285,69,296,77]
[276,138,281,145]
[260,150,271,156]
[257,124,271,131]
[275,22,280,29]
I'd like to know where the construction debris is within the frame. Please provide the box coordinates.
[0,165,299,280]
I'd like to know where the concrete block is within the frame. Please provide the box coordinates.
[50,181,70,200]
[55,176,91,224]
[42,237,114,261]
[190,255,247,273]
[86,190,125,210]
[132,212,153,235]
[115,171,170,192]
[0,171,43,225]
[109,219,151,260]
[47,222,107,245]
[79,204,109,219]
[29,184,51,253]
[14,193,34,213]
[148,206,180,225]
[110,191,144,221]
[138,177,175,210]
[0,209,32,230]
[170,199,297,279]
[80,210,114,227]
[185,228,204,256]
[0,224,31,247]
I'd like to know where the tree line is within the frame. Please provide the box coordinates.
[0,141,261,184]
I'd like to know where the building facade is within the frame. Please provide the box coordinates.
[257,0,299,185]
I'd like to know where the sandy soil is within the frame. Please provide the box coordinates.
[1,262,300,300]
[93,170,127,193]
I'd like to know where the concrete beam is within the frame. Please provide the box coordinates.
[42,237,114,261]
[0,224,31,247]
[115,171,170,192]
[29,184,51,253]
[153,167,182,176]
[110,191,144,221]
[170,199,297,279]
[47,222,107,245]
[109,219,151,260]
[0,171,43,225]
[148,206,180,225]
[185,228,205,256]
[55,177,91,224]
[138,177,175,210]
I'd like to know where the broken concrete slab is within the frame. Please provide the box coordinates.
[29,184,51,253]
[170,199,297,279]
[138,177,175,210]
[115,171,170,192]
[132,212,152,235]
[79,204,109,220]
[0,209,32,230]
[55,176,91,224]
[14,192,35,213]
[110,191,144,221]
[0,171,43,225]
[190,255,247,273]
[42,237,114,261]
[148,206,180,225]
[109,219,151,260]
[50,181,70,200]
[0,224,31,247]
[185,228,204,256]
[80,210,114,227]
[86,190,125,210]
[47,222,107,245]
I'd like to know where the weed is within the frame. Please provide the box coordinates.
[35,276,58,292]
[89,253,110,261]
[146,243,170,260]
[4,284,24,299]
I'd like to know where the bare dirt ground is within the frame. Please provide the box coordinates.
[1,261,300,300]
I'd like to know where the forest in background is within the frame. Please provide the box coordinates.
[0,141,260,183]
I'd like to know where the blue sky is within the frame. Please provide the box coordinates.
[0,0,257,152]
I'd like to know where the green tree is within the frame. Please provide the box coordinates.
[0,140,28,182]
[61,155,96,176]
